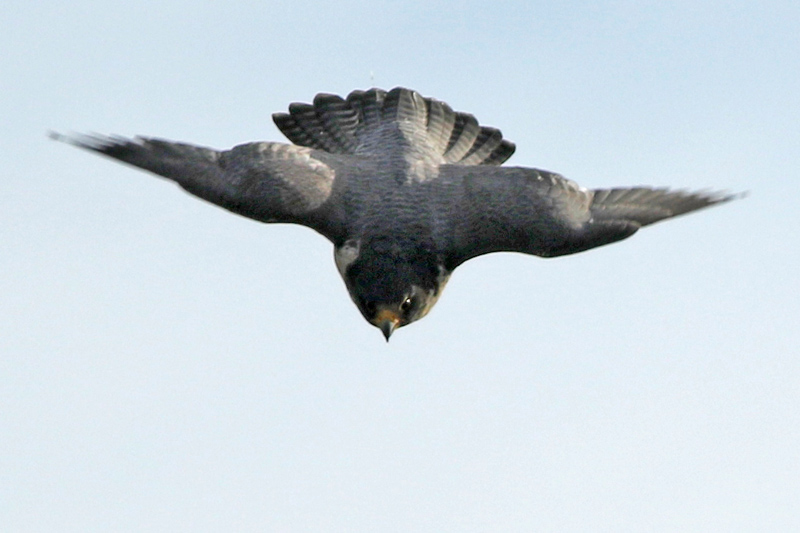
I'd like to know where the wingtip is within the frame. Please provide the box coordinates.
[728,190,749,201]
[677,187,746,205]
[48,130,82,145]
[704,189,748,206]
[48,130,99,150]
[47,130,64,142]
[47,131,134,153]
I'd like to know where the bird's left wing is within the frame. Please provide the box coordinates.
[52,133,353,243]
[439,165,735,268]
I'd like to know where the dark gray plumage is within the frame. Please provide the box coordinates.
[52,87,736,340]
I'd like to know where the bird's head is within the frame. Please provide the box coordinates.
[336,238,449,341]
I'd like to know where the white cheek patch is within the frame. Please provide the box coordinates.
[334,239,360,279]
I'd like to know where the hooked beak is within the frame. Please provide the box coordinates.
[373,309,400,342]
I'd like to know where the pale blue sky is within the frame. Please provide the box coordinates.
[2,0,799,530]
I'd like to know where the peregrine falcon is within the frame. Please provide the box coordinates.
[52,87,736,340]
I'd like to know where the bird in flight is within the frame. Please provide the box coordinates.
[53,87,735,340]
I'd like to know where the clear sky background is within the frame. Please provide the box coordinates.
[2,0,798,530]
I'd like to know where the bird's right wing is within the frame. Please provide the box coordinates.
[440,165,736,268]
[52,133,353,243]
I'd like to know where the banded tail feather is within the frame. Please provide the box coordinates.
[272,87,515,166]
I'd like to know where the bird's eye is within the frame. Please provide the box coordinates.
[364,300,377,315]
[400,297,414,313]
